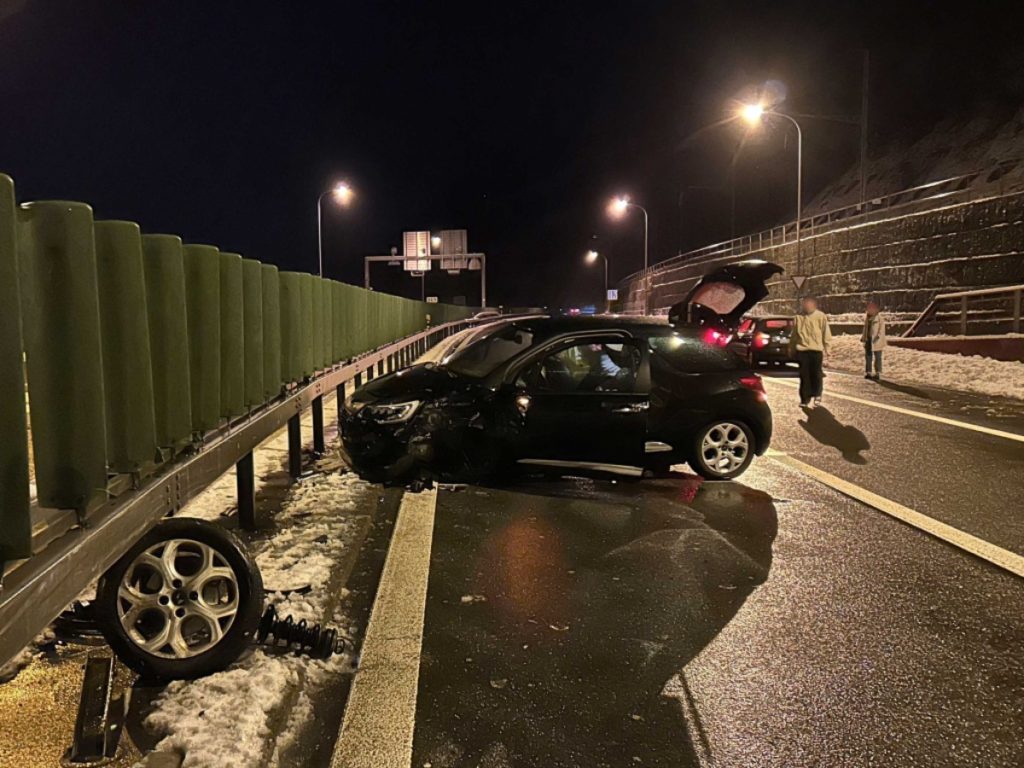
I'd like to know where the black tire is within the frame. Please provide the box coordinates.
[96,518,264,681]
[689,420,756,480]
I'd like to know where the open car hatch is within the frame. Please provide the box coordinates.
[668,259,784,331]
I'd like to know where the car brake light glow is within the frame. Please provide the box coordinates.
[703,329,733,347]
[740,375,767,402]
[753,331,769,349]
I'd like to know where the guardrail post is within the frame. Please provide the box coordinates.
[236,451,256,530]
[287,413,302,479]
[336,380,346,424]
[182,244,221,433]
[0,174,30,561]
[312,396,325,454]
[94,220,159,475]
[141,235,193,454]
[960,295,968,336]
[18,200,108,512]
[220,252,244,419]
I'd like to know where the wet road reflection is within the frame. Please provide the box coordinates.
[414,472,778,767]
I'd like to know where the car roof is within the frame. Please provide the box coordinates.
[510,314,670,336]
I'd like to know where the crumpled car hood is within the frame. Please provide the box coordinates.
[353,363,477,404]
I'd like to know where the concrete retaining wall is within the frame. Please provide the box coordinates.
[620,191,1024,318]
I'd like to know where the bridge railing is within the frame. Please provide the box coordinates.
[0,172,472,666]
[620,157,1024,289]
[903,284,1024,338]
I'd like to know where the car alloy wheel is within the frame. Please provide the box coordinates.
[696,421,752,479]
[96,518,264,680]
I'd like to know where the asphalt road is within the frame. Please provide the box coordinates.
[392,365,1024,767]
[762,368,1024,554]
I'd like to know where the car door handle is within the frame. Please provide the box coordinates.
[605,401,649,413]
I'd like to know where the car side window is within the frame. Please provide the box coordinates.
[517,341,641,394]
[648,333,739,373]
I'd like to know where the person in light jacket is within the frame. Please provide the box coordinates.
[861,300,887,380]
[789,296,832,409]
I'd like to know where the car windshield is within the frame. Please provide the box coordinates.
[443,324,535,378]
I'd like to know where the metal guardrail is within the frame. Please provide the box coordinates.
[0,318,469,668]
[0,169,474,668]
[903,284,1024,338]
[621,158,1024,287]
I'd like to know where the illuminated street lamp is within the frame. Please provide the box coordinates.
[585,249,609,312]
[607,196,649,271]
[740,103,804,273]
[317,181,354,278]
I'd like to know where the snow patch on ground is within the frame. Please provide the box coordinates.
[828,335,1024,400]
[142,469,368,768]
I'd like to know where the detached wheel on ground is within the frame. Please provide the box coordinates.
[95,517,264,681]
[690,420,755,480]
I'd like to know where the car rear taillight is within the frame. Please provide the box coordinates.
[740,375,767,402]
[752,331,769,349]
[703,329,733,347]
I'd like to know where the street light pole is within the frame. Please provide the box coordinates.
[741,106,803,276]
[626,202,649,271]
[773,112,803,275]
[317,181,354,278]
[317,191,327,278]
[585,250,609,312]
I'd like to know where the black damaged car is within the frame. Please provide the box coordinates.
[341,260,780,483]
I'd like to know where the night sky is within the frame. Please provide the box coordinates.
[2,1,1021,307]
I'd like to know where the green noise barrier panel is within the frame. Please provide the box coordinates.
[219,252,244,419]
[183,244,221,432]
[242,258,264,408]
[141,234,193,453]
[279,272,303,384]
[261,264,281,399]
[0,171,472,556]
[0,174,30,560]
[299,274,314,378]
[323,279,335,366]
[94,220,159,474]
[312,275,325,371]
[17,201,108,512]
[332,281,345,362]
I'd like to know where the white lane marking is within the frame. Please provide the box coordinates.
[768,450,1024,578]
[330,488,437,768]
[763,376,1024,444]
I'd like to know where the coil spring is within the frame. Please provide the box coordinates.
[256,605,348,659]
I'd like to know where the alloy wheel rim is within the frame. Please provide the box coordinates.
[116,538,240,659]
[700,423,749,475]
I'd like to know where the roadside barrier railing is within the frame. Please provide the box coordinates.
[903,283,1024,338]
[0,171,472,667]
[619,157,1024,291]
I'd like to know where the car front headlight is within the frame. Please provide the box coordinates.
[364,400,422,424]
[344,394,368,414]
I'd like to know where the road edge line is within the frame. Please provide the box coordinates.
[762,377,1024,444]
[330,487,437,768]
[768,451,1024,579]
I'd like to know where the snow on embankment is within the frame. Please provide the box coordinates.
[143,471,366,768]
[828,335,1024,401]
